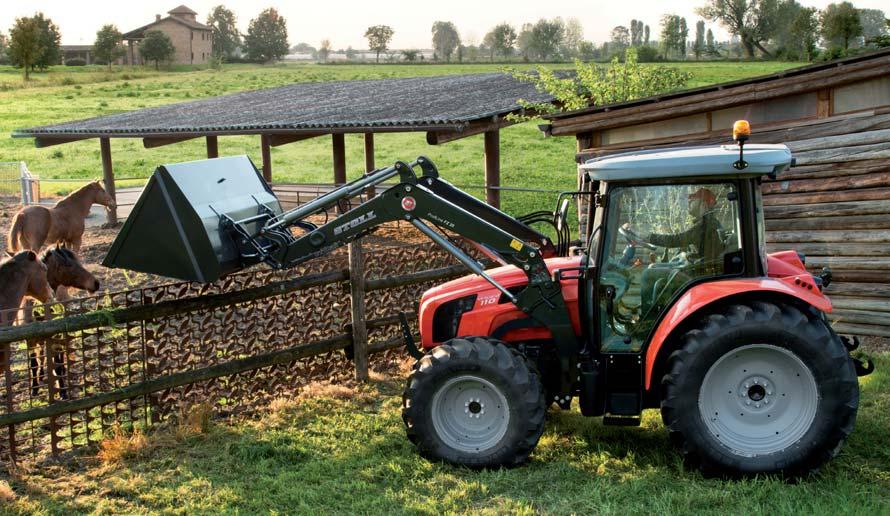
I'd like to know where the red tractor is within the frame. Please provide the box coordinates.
[108,121,872,477]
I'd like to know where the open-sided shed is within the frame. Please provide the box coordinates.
[12,72,555,221]
[542,49,890,338]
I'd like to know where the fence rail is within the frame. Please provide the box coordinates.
[0,240,477,464]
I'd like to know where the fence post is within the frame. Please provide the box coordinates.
[348,241,369,381]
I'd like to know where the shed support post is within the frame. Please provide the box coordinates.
[484,129,500,208]
[348,241,368,381]
[333,133,346,184]
[364,133,375,199]
[206,135,218,158]
[260,134,272,182]
[100,137,118,225]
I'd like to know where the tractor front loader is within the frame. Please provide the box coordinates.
[105,122,873,477]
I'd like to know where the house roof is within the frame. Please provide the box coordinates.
[122,12,211,39]
[545,48,890,136]
[168,5,198,15]
[13,73,554,144]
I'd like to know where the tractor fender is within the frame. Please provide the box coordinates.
[644,276,832,390]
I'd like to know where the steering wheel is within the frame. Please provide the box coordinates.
[618,225,658,250]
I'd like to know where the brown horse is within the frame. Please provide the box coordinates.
[0,251,53,384]
[25,247,101,398]
[7,181,115,254]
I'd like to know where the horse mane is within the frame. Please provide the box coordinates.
[42,247,76,265]
[0,256,23,289]
[56,182,101,208]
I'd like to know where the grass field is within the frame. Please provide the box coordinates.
[2,354,887,514]
[0,61,797,215]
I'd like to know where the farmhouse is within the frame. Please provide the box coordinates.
[543,48,890,338]
[122,5,213,66]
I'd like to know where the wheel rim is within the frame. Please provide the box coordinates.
[699,344,819,457]
[430,375,510,453]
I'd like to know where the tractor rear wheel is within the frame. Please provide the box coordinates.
[661,301,859,477]
[402,337,546,468]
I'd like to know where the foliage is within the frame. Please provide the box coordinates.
[530,18,565,61]
[317,39,332,62]
[431,21,460,62]
[291,42,316,54]
[364,25,394,63]
[483,23,516,61]
[820,2,863,50]
[206,5,242,61]
[64,58,86,66]
[94,25,124,71]
[516,23,534,61]
[244,8,289,63]
[512,48,693,117]
[660,14,688,59]
[0,32,8,65]
[630,20,644,47]
[858,9,888,41]
[401,49,419,62]
[644,24,651,46]
[787,6,820,61]
[610,26,630,51]
[8,16,42,80]
[577,41,597,61]
[697,0,780,58]
[32,13,61,70]
[561,18,584,58]
[636,45,661,62]
[139,30,175,70]
[693,20,706,59]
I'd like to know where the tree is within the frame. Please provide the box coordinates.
[821,2,863,50]
[244,8,289,62]
[0,32,8,65]
[678,17,689,57]
[317,39,331,62]
[517,23,534,61]
[139,30,174,70]
[787,6,819,60]
[94,24,124,70]
[292,42,315,53]
[610,26,630,51]
[693,20,706,59]
[207,5,241,60]
[706,28,719,56]
[401,49,419,61]
[483,23,516,61]
[630,20,642,47]
[859,9,888,41]
[696,0,779,58]
[32,13,61,70]
[660,15,682,58]
[364,25,394,63]
[431,21,460,62]
[345,46,358,60]
[8,17,42,80]
[644,24,651,46]
[530,18,564,61]
[578,41,597,61]
[562,17,584,58]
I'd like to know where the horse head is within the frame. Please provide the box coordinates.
[13,251,54,303]
[90,181,116,209]
[43,246,100,293]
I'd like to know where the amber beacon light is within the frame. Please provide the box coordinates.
[732,119,750,170]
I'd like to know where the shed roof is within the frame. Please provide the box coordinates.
[13,73,553,144]
[545,48,890,136]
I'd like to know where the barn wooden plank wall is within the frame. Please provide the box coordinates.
[573,107,890,338]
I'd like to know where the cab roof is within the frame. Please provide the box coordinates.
[580,144,793,182]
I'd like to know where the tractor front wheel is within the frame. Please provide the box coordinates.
[402,337,546,468]
[661,301,859,477]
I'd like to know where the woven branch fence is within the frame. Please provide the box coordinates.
[0,240,476,465]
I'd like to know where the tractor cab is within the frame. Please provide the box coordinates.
[581,143,793,355]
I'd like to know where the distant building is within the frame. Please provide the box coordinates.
[122,5,212,66]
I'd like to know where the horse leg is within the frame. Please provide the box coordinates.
[52,346,67,400]
[28,340,44,397]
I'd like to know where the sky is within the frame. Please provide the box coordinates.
[1,0,887,49]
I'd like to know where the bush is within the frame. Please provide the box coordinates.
[65,58,87,66]
[636,46,662,62]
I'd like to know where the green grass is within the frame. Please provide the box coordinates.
[4,354,888,514]
[0,61,797,215]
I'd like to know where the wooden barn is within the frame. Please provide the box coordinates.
[543,49,890,338]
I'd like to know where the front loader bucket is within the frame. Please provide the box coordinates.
[103,155,281,283]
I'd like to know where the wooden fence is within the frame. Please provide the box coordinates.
[0,240,476,464]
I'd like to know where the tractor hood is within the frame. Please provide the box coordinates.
[581,144,792,181]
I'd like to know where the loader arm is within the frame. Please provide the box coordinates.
[225,157,579,398]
